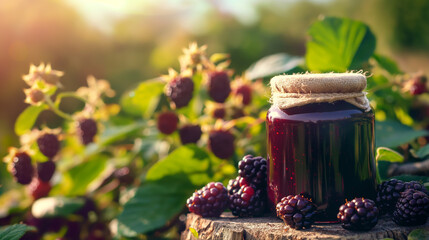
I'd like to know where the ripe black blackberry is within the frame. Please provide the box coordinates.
[11,152,34,185]
[208,129,234,159]
[166,76,194,109]
[207,71,231,103]
[233,84,252,105]
[337,198,379,231]
[179,124,202,144]
[375,179,406,215]
[276,194,316,230]
[157,111,178,135]
[227,176,248,196]
[213,106,226,119]
[37,133,60,158]
[404,181,429,195]
[229,185,265,217]
[393,189,429,226]
[186,182,228,217]
[77,118,98,145]
[238,155,267,187]
[37,160,56,182]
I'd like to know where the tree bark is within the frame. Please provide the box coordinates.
[182,212,429,240]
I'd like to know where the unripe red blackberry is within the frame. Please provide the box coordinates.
[227,176,248,196]
[37,133,60,158]
[404,74,427,95]
[157,111,178,135]
[233,84,252,105]
[393,189,429,226]
[208,129,234,159]
[11,152,34,185]
[229,184,266,217]
[28,178,52,200]
[186,182,228,217]
[179,124,202,144]
[77,118,98,145]
[166,76,194,109]
[207,71,231,103]
[238,155,267,188]
[276,194,317,230]
[37,160,56,182]
[337,198,379,231]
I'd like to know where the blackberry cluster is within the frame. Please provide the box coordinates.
[37,133,60,158]
[166,76,194,109]
[276,194,317,229]
[229,184,265,217]
[179,124,202,144]
[208,129,234,159]
[77,118,98,145]
[207,71,231,103]
[157,111,178,135]
[337,198,379,231]
[37,160,56,182]
[393,189,429,226]
[186,182,228,217]
[11,152,34,185]
[238,155,267,187]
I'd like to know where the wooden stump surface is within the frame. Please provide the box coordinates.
[182,212,429,240]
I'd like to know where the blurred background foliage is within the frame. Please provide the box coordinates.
[2,0,429,169]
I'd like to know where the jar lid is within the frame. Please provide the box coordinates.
[270,73,371,111]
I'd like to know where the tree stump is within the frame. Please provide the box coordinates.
[182,212,429,240]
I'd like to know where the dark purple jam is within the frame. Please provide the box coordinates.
[266,101,376,221]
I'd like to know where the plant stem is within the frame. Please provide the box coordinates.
[45,96,73,120]
[55,91,87,106]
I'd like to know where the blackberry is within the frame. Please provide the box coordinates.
[233,84,252,105]
[77,118,98,145]
[207,71,231,103]
[28,178,52,200]
[213,106,226,119]
[28,89,45,104]
[157,111,178,135]
[337,198,379,231]
[208,130,234,159]
[37,133,60,158]
[238,155,267,187]
[166,76,194,109]
[37,160,56,182]
[186,182,228,217]
[404,181,429,195]
[229,185,265,217]
[11,152,34,185]
[179,124,202,144]
[375,179,406,215]
[276,194,316,230]
[227,176,248,196]
[393,189,429,226]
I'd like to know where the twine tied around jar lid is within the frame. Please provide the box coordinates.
[270,72,371,112]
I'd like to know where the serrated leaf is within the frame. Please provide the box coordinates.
[117,145,218,236]
[415,144,429,159]
[0,224,35,240]
[372,54,402,75]
[407,229,429,240]
[375,120,429,148]
[245,53,304,80]
[14,104,47,135]
[306,17,376,72]
[31,197,85,218]
[376,147,404,163]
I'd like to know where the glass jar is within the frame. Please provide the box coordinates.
[266,76,377,221]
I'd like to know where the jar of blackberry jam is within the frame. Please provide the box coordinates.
[266,73,377,221]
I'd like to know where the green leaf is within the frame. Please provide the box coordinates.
[120,79,165,118]
[415,144,429,159]
[0,224,35,240]
[376,147,404,163]
[117,145,217,236]
[57,156,109,196]
[14,104,47,135]
[306,17,376,72]
[372,54,402,75]
[99,121,146,146]
[375,120,429,148]
[245,53,304,80]
[31,197,85,218]
[408,229,429,240]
